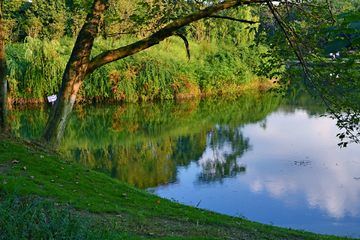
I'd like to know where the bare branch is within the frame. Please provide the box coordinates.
[173,33,190,61]
[326,0,336,24]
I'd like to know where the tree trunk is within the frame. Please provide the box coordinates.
[39,0,108,149]
[0,0,7,132]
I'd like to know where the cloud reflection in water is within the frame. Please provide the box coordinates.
[242,109,360,220]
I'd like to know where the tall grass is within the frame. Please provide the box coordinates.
[6,37,73,102]
[5,37,277,103]
[0,188,126,239]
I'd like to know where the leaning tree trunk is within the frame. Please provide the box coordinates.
[39,0,108,149]
[0,0,7,132]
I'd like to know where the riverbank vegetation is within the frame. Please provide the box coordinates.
[6,36,272,104]
[3,1,277,105]
[0,131,354,239]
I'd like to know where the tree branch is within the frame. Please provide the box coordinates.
[208,15,259,24]
[173,33,190,61]
[326,0,336,24]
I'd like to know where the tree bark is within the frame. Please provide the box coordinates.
[0,0,7,133]
[40,0,262,150]
[39,0,108,149]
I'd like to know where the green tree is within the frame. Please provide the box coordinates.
[100,0,141,40]
[39,0,268,150]
[208,6,259,46]
[2,0,28,42]
[2,0,67,41]
[24,0,67,40]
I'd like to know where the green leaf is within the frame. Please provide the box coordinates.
[352,37,360,45]
[339,28,356,34]
[324,39,349,55]
[344,58,355,67]
[320,25,337,34]
[337,12,352,20]
[345,14,360,23]
[349,20,360,30]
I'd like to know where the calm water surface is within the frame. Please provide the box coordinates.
[10,91,360,237]
[147,107,360,237]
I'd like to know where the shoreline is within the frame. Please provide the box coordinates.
[6,80,275,108]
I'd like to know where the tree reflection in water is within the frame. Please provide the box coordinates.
[197,126,250,184]
[9,92,282,189]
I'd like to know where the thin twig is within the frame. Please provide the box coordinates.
[326,0,336,24]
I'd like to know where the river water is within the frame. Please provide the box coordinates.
[10,90,360,237]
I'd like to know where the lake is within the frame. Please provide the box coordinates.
[9,90,360,238]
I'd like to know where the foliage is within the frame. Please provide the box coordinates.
[5,37,69,102]
[318,10,360,147]
[3,0,67,41]
[2,0,260,43]
[6,36,272,103]
[209,6,259,46]
[3,1,274,104]
[2,0,29,42]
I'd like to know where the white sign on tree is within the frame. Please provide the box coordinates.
[47,95,57,103]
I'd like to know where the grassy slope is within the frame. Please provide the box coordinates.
[0,132,356,240]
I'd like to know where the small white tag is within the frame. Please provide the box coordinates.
[47,95,57,102]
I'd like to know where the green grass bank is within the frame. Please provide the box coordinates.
[0,132,356,239]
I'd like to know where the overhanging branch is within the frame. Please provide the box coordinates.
[173,33,190,61]
[208,15,259,24]
[86,0,265,77]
